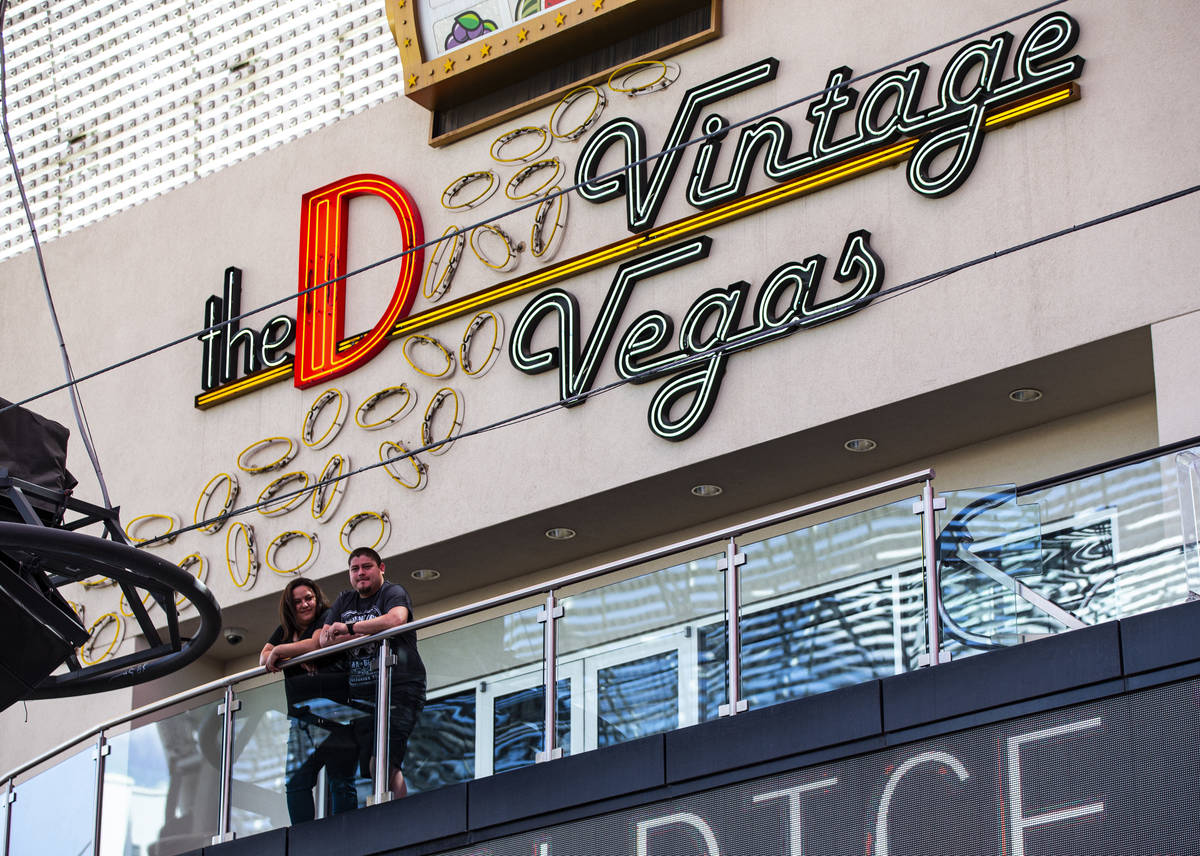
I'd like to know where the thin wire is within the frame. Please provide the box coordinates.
[0,0,1070,418]
[0,0,114,508]
[139,179,1200,545]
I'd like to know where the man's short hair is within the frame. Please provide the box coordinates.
[348,546,383,567]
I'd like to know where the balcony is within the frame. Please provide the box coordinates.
[4,439,1200,855]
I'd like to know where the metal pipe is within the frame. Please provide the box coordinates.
[538,591,562,762]
[722,537,747,716]
[3,468,936,784]
[2,778,12,856]
[213,684,238,845]
[91,732,108,856]
[921,479,943,667]
[371,639,393,804]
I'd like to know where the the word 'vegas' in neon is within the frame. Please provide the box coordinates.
[509,230,883,441]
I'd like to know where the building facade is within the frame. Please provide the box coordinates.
[2,0,1200,853]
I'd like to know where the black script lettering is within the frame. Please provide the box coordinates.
[575,59,779,233]
[509,238,713,405]
[510,231,884,442]
[198,267,296,389]
[586,13,1084,232]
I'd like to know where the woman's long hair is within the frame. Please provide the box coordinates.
[278,577,329,641]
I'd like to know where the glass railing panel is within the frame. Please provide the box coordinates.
[407,601,544,791]
[1018,446,1200,622]
[8,743,95,856]
[556,550,726,755]
[937,485,1046,658]
[738,497,925,709]
[1178,449,1200,594]
[228,676,364,833]
[99,696,222,856]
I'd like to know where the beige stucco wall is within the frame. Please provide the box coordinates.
[2,0,1197,775]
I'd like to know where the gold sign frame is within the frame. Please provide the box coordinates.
[385,0,721,145]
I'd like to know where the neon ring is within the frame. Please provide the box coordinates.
[505,157,564,200]
[441,170,498,210]
[266,530,320,576]
[379,441,428,491]
[125,513,181,546]
[119,585,155,619]
[257,471,312,517]
[340,510,392,553]
[422,225,465,302]
[461,311,505,377]
[194,472,239,535]
[67,601,85,622]
[226,521,259,589]
[470,223,522,272]
[81,575,116,589]
[356,385,417,430]
[490,125,551,163]
[79,613,124,666]
[237,436,297,474]
[176,553,207,609]
[530,187,569,261]
[302,388,347,450]
[608,59,680,95]
[312,453,349,521]
[549,85,607,141]
[402,334,456,378]
[422,387,463,456]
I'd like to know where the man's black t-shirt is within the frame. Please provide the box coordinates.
[325,581,426,697]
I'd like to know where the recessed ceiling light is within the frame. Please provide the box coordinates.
[691,484,723,497]
[1009,387,1043,403]
[844,438,877,453]
[411,569,440,581]
[545,527,576,541]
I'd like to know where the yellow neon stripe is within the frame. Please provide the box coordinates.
[985,86,1074,127]
[200,84,1077,408]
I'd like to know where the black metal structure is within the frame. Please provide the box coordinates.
[0,399,221,705]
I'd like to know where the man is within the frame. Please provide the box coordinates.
[318,546,426,798]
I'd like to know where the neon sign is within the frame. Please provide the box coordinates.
[194,13,1083,413]
[510,230,883,441]
[576,12,1083,232]
[294,174,425,388]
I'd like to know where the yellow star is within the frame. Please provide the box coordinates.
[444,58,455,72]
[407,73,417,87]
[517,27,528,42]
[554,12,565,25]
[479,43,491,57]
[396,0,405,6]
[403,37,411,47]
[593,0,603,9]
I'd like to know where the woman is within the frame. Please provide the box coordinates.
[260,577,358,822]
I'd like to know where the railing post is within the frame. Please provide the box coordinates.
[91,731,109,856]
[719,537,748,716]
[537,591,563,762]
[915,478,947,667]
[2,778,13,856]
[213,684,240,844]
[370,639,395,805]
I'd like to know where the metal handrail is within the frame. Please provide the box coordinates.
[2,467,935,784]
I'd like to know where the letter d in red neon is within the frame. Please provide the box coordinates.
[294,174,424,388]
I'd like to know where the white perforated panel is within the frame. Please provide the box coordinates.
[0,0,403,259]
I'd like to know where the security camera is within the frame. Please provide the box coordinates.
[223,626,246,645]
